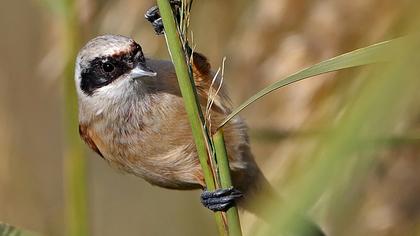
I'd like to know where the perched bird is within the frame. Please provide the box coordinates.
[74,3,325,235]
[75,34,266,212]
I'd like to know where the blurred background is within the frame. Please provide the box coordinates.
[0,0,419,235]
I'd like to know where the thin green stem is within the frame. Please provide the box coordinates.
[156,0,227,234]
[62,0,88,236]
[213,130,242,236]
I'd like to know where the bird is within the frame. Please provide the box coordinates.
[73,3,325,235]
[75,32,267,211]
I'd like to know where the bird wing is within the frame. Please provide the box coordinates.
[191,52,231,114]
[79,124,104,158]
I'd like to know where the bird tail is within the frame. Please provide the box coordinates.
[233,148,326,236]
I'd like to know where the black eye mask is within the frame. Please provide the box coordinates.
[80,43,145,96]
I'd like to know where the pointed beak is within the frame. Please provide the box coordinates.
[128,64,157,79]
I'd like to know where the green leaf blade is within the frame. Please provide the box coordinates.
[219,37,406,128]
[0,223,41,236]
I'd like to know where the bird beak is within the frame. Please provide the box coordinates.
[129,64,157,79]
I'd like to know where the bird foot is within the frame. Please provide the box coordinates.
[200,187,243,212]
[145,0,181,35]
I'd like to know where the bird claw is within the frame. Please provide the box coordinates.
[200,187,243,212]
[145,0,181,35]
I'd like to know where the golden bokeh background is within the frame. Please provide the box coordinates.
[0,0,419,235]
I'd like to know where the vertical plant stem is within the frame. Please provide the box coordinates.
[62,0,89,236]
[213,130,242,236]
[156,0,227,234]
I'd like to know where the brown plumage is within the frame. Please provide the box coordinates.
[75,34,272,207]
[79,124,103,158]
[74,35,326,235]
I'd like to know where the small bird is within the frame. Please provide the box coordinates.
[75,34,267,212]
[74,3,325,235]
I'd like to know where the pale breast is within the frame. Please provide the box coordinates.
[89,93,205,189]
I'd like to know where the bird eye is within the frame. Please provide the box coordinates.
[102,62,115,73]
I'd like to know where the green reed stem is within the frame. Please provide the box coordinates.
[213,130,242,236]
[62,0,88,235]
[156,0,227,234]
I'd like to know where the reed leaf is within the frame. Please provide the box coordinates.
[0,223,40,236]
[219,37,406,128]
[255,32,420,236]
